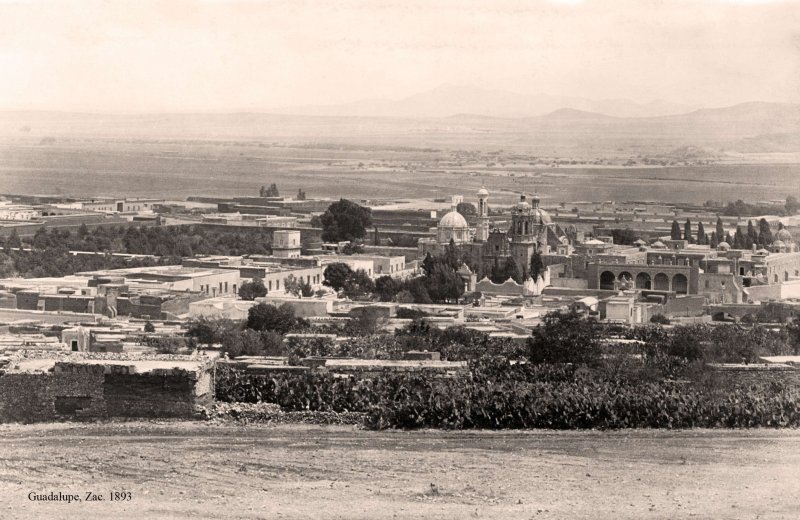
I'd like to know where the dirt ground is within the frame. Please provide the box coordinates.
[0,422,798,520]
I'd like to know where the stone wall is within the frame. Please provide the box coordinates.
[0,358,215,423]
[0,365,106,423]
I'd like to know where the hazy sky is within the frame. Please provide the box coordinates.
[1,0,799,112]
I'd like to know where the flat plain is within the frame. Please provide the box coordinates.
[0,422,798,520]
[1,140,798,205]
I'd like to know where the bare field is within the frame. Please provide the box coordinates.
[0,141,797,204]
[0,422,798,519]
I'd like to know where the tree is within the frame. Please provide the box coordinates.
[186,317,238,346]
[745,220,758,249]
[238,278,267,300]
[758,218,773,246]
[527,310,602,366]
[284,274,313,297]
[733,226,745,249]
[323,262,354,291]
[340,242,364,255]
[786,195,799,216]
[670,220,682,240]
[716,216,724,241]
[425,263,465,303]
[529,250,545,281]
[342,269,375,300]
[320,199,373,242]
[246,303,299,335]
[375,275,403,302]
[395,289,416,304]
[492,256,520,284]
[696,221,706,245]
[143,321,156,333]
[260,183,279,197]
[221,329,266,358]
[456,202,476,217]
[296,188,307,201]
[650,314,671,325]
[0,253,16,278]
[347,307,387,335]
[709,232,719,248]
[683,219,693,243]
[611,228,638,246]
[421,252,436,277]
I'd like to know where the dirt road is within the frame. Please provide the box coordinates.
[0,422,797,519]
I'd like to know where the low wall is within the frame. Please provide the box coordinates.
[707,364,800,387]
[0,359,214,423]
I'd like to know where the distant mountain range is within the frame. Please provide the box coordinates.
[1,95,799,154]
[274,84,697,119]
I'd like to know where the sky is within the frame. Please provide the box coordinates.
[1,0,799,112]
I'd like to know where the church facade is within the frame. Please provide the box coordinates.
[419,187,572,282]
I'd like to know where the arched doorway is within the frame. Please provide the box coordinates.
[673,273,688,295]
[635,272,652,289]
[600,271,616,290]
[654,273,670,291]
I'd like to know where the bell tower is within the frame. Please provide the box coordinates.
[476,186,489,242]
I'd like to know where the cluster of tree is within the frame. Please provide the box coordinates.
[2,225,277,258]
[366,251,467,304]
[387,234,420,248]
[187,303,310,358]
[488,250,545,284]
[340,242,364,255]
[456,202,476,217]
[259,183,280,197]
[322,262,375,300]
[296,188,306,201]
[283,274,314,297]
[238,278,268,300]
[320,199,373,243]
[0,249,173,279]
[610,228,640,246]
[721,196,798,217]
[527,310,800,379]
[670,216,775,249]
[238,275,315,300]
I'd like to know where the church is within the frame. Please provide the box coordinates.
[419,187,573,282]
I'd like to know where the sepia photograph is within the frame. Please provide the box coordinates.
[1,0,799,518]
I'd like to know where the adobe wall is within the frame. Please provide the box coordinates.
[0,359,214,423]
[0,365,106,423]
[103,368,212,418]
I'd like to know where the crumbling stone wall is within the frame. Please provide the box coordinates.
[103,367,213,418]
[0,365,106,423]
[0,359,215,423]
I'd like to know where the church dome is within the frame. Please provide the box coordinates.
[439,210,468,229]
[717,241,730,251]
[477,186,489,197]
